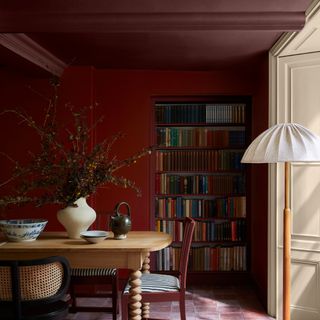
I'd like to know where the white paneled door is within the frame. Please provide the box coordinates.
[276,51,320,320]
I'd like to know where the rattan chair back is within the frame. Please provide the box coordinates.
[0,256,70,320]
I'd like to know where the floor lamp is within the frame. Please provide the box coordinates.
[241,123,320,320]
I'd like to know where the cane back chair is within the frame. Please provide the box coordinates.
[0,256,70,320]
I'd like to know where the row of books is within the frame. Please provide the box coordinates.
[156,219,246,242]
[155,103,246,124]
[156,245,247,271]
[155,196,246,218]
[157,127,246,148]
[156,150,245,172]
[155,173,246,195]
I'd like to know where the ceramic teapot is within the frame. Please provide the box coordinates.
[110,201,131,239]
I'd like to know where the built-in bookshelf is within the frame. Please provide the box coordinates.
[152,98,250,281]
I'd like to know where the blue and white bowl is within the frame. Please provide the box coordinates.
[0,219,48,242]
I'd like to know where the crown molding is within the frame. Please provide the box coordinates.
[306,0,320,21]
[270,0,320,57]
[0,33,67,76]
[0,12,305,32]
[269,32,298,57]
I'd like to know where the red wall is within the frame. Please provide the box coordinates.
[0,71,57,222]
[0,65,268,305]
[93,68,259,230]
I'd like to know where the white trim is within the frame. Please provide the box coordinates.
[268,4,320,318]
[306,0,320,21]
[270,32,298,57]
[269,7,320,319]
[267,51,278,318]
[268,162,278,317]
[271,0,320,58]
[0,33,67,76]
[268,52,278,127]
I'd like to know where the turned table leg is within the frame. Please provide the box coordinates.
[129,269,142,320]
[142,252,150,319]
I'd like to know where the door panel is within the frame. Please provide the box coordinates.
[277,51,320,319]
[292,165,320,238]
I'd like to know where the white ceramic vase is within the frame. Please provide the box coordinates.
[57,197,96,239]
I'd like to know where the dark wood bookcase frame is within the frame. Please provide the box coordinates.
[150,95,252,285]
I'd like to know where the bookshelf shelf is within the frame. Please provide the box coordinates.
[171,240,247,245]
[155,217,247,221]
[152,97,250,280]
[156,146,246,150]
[156,170,244,174]
[155,193,246,197]
[156,123,246,127]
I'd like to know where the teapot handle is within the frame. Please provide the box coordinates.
[114,201,131,217]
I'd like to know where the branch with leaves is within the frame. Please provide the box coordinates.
[0,86,152,208]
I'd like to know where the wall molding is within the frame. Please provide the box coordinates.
[272,0,320,57]
[306,0,320,21]
[0,12,306,32]
[269,32,298,57]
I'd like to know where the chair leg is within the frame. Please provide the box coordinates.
[69,278,118,316]
[112,275,118,320]
[179,294,186,320]
[121,294,129,320]
[69,282,77,313]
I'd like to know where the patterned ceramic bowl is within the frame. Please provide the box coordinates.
[0,219,48,242]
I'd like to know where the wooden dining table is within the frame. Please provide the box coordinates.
[0,230,172,320]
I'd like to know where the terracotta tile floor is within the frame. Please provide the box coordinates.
[66,285,275,320]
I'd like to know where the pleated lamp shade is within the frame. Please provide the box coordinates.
[241,122,320,320]
[241,123,320,163]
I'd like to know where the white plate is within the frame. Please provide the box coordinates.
[80,230,108,238]
[80,230,109,243]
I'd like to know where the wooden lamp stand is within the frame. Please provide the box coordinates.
[283,161,291,320]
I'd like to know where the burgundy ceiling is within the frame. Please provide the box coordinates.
[0,0,313,76]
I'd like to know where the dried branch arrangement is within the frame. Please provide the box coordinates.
[0,81,151,208]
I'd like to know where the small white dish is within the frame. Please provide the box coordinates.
[80,230,109,243]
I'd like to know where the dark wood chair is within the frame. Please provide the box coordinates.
[121,217,195,320]
[68,212,118,320]
[69,267,118,320]
[0,256,70,320]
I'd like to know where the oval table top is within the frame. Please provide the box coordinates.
[0,231,172,270]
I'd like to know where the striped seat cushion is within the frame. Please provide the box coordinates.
[124,273,180,294]
[71,268,117,277]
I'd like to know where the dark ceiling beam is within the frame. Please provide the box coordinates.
[0,34,67,76]
[0,12,305,32]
